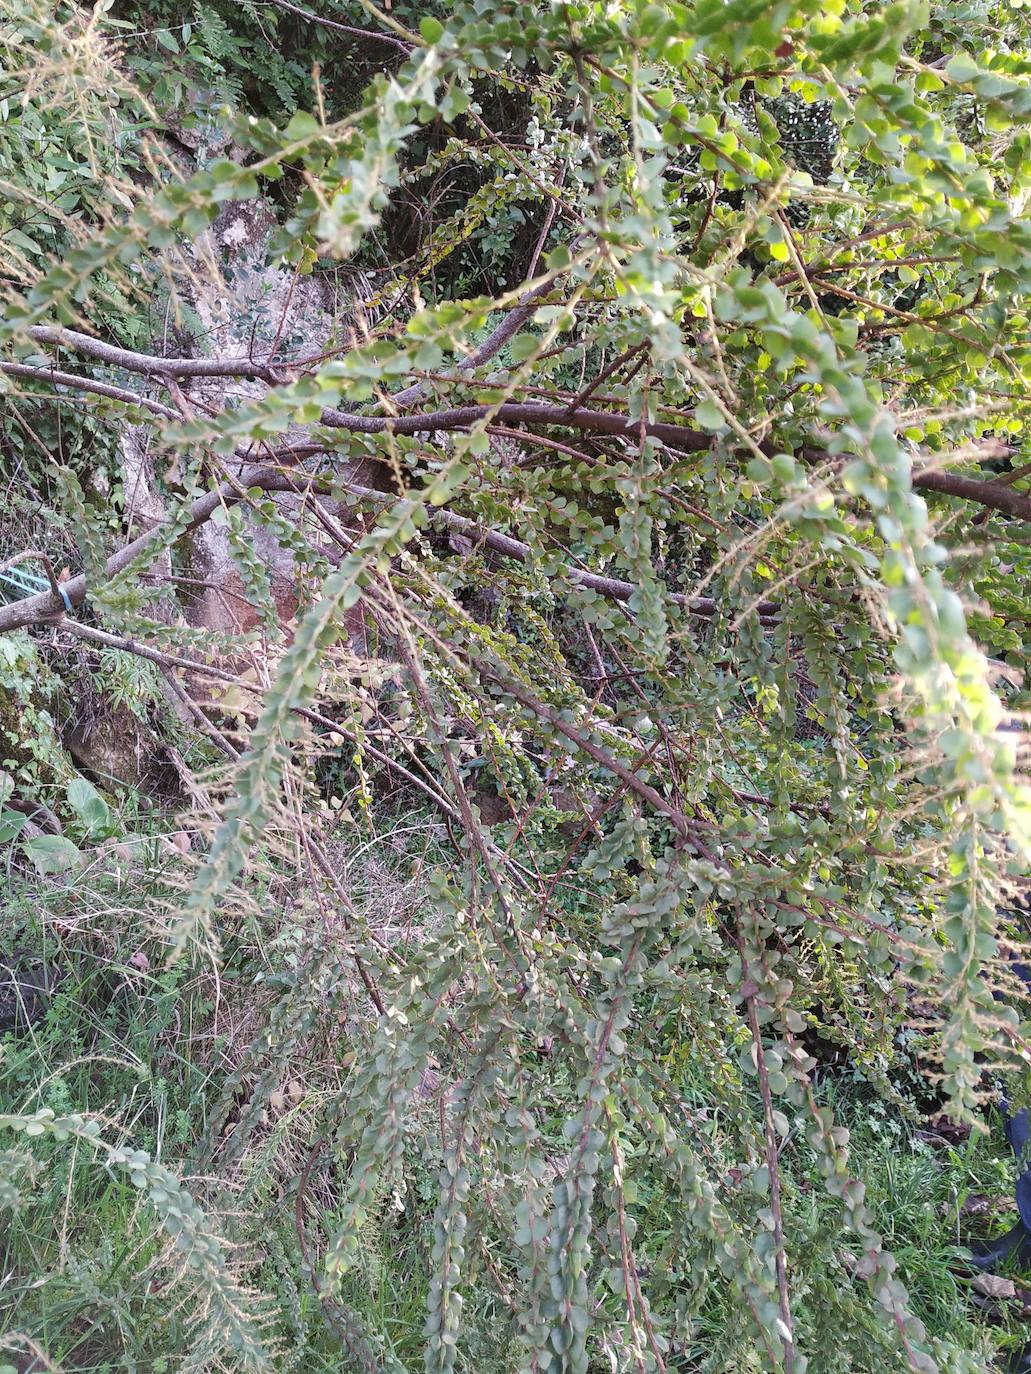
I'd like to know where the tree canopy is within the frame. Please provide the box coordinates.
[2,1,1031,1371]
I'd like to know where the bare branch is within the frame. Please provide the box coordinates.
[25,327,302,382]
[22,244,576,417]
[259,0,413,51]
[424,499,776,617]
[0,462,276,634]
[1,360,181,421]
[911,467,1031,521]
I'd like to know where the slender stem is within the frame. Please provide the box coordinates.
[738,928,795,1373]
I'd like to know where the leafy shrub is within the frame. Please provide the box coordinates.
[2,1,1031,1371]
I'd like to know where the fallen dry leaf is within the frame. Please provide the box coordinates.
[957,1194,1017,1219]
[972,1273,1017,1300]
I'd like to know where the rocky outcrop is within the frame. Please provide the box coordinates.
[127,121,384,640]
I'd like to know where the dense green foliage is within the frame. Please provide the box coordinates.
[2,0,1031,1371]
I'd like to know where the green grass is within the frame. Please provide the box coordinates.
[829,1090,1018,1367]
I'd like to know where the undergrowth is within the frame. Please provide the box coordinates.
[0,805,1023,1374]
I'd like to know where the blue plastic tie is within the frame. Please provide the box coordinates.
[0,566,73,611]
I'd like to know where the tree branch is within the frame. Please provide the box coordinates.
[318,401,712,449]
[911,468,1031,521]
[383,276,564,413]
[26,250,577,417]
[9,346,1029,523]
[25,326,302,383]
[478,666,704,847]
[0,464,754,636]
[1,360,181,421]
[424,499,776,617]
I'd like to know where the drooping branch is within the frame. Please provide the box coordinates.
[477,665,702,848]
[422,498,778,617]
